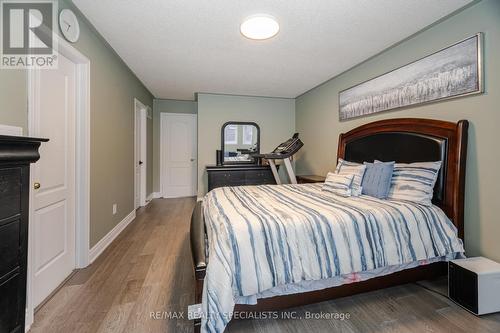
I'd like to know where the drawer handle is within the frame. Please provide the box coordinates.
[34,182,41,190]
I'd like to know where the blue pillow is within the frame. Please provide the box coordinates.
[361,161,395,199]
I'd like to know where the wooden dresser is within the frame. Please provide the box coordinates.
[206,164,276,192]
[0,135,46,333]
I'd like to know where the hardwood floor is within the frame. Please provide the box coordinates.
[31,197,500,333]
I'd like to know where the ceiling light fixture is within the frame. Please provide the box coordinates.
[240,14,279,40]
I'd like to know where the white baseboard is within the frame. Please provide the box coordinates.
[89,210,136,264]
[146,192,161,201]
[145,192,162,206]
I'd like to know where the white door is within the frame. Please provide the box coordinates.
[161,113,197,198]
[134,102,147,208]
[31,53,76,307]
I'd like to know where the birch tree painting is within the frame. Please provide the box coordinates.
[339,34,482,121]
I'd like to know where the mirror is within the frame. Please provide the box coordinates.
[221,122,260,164]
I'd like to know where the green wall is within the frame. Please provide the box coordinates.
[152,99,197,193]
[197,93,295,197]
[295,0,500,261]
[0,0,154,248]
[0,71,27,130]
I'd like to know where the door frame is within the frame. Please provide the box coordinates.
[26,35,90,330]
[159,112,198,198]
[134,98,148,208]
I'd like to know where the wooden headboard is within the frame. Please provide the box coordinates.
[337,118,468,240]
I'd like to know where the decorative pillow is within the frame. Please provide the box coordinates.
[387,161,442,206]
[335,158,366,196]
[362,161,395,199]
[322,172,354,197]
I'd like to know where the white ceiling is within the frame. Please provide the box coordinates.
[73,0,472,100]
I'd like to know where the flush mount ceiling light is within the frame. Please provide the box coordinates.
[240,14,279,40]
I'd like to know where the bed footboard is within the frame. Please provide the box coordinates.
[190,201,206,333]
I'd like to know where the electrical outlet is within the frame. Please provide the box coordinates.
[112,204,117,215]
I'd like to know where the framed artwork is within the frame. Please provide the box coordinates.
[339,33,483,121]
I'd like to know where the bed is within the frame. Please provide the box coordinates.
[190,118,469,333]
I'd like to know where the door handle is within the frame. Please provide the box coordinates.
[190,158,195,162]
[34,182,41,190]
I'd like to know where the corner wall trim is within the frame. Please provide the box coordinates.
[88,210,136,264]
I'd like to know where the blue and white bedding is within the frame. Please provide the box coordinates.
[201,183,464,333]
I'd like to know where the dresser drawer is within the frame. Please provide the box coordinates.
[208,172,226,190]
[245,170,275,185]
[222,170,246,185]
[208,171,247,190]
[207,166,277,191]
[0,272,23,333]
[0,220,20,280]
[0,168,21,223]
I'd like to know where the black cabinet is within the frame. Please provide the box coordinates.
[206,165,276,192]
[0,135,46,333]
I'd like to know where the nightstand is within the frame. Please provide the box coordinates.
[296,175,326,184]
[449,257,500,315]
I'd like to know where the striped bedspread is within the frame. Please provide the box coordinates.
[201,184,464,332]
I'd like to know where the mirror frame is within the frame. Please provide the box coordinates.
[221,121,260,165]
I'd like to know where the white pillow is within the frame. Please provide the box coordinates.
[387,161,442,206]
[322,172,354,197]
[335,158,366,196]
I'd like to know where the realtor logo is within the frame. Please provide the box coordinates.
[1,0,58,68]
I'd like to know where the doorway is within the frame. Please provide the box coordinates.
[27,36,90,328]
[134,99,147,208]
[160,113,197,198]
[30,51,76,309]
